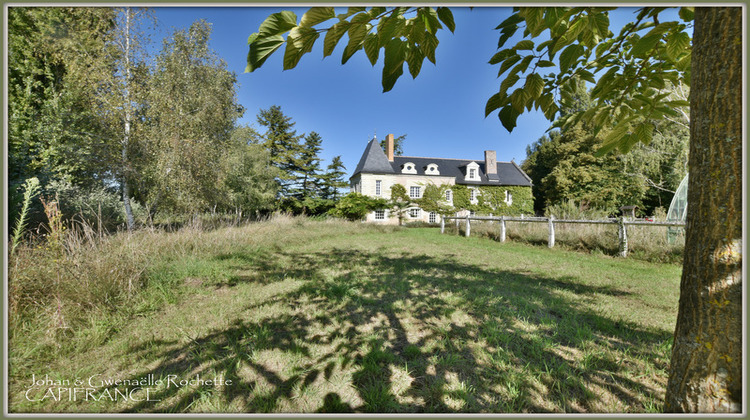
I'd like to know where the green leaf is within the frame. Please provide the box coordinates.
[559,43,583,73]
[675,52,691,72]
[537,60,556,68]
[381,37,406,91]
[496,14,523,48]
[283,26,319,70]
[437,7,455,33]
[596,120,631,156]
[258,11,298,37]
[341,23,368,64]
[524,73,545,101]
[489,49,515,65]
[324,21,349,57]
[510,55,534,75]
[577,69,596,83]
[367,7,387,19]
[421,32,439,64]
[498,105,521,132]
[633,122,654,146]
[543,7,567,31]
[485,91,507,117]
[378,13,406,46]
[363,33,380,65]
[405,44,425,78]
[509,88,527,112]
[535,39,554,52]
[593,107,611,129]
[666,31,691,61]
[679,7,694,22]
[495,12,524,30]
[497,54,521,77]
[588,12,609,37]
[499,73,520,96]
[419,8,442,35]
[300,7,335,27]
[382,59,404,93]
[665,99,690,107]
[521,7,545,37]
[338,7,365,20]
[246,34,284,72]
[514,40,535,51]
[632,33,661,57]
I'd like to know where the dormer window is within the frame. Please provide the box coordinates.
[425,163,440,175]
[401,162,417,174]
[465,162,481,181]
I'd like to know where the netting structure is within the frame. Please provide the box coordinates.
[666,173,688,243]
[667,173,689,222]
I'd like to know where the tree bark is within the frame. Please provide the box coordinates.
[665,7,743,413]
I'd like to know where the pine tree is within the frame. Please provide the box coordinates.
[296,131,323,199]
[320,156,348,200]
[256,105,303,198]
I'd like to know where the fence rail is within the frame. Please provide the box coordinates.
[440,215,685,257]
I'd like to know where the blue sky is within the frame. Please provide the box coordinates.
[152,6,649,176]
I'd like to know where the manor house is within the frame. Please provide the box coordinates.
[350,134,533,224]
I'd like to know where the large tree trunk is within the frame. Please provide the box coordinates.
[665,7,743,413]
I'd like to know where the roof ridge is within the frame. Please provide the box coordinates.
[395,155,515,164]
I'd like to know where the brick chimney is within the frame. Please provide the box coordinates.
[385,133,395,162]
[484,150,497,175]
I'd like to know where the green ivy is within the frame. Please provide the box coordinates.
[407,182,533,217]
[476,185,533,216]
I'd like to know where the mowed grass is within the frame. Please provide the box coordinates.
[9,217,681,413]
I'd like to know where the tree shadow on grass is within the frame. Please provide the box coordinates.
[97,247,672,413]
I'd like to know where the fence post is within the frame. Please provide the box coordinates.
[465,215,471,237]
[548,215,555,248]
[619,217,628,257]
[440,216,445,234]
[500,216,506,242]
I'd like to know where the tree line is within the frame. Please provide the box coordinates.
[8,7,348,233]
[521,79,689,217]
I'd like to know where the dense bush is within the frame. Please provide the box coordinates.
[328,193,387,221]
[45,180,147,231]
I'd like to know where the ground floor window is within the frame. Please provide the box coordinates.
[428,212,437,223]
[374,210,385,220]
[409,208,421,218]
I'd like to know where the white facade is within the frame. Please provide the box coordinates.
[351,173,457,224]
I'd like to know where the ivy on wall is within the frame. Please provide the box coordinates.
[406,182,533,217]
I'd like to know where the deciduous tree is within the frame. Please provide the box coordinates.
[145,20,243,215]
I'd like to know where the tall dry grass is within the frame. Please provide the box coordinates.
[456,217,684,264]
[8,213,384,363]
[451,202,684,264]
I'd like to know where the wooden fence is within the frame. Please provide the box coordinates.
[441,215,685,257]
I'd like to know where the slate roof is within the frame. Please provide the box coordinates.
[351,139,532,187]
[352,138,396,175]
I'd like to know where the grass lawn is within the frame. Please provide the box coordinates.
[9,218,681,413]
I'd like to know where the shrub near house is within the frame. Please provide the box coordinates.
[349,134,533,224]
